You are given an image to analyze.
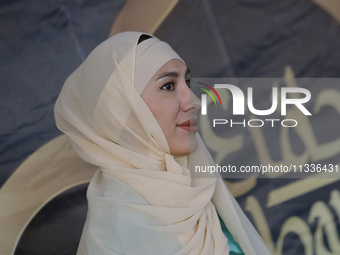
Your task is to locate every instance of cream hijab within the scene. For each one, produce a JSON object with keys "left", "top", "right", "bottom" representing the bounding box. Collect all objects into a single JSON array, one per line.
[{"left": 54, "top": 32, "right": 271, "bottom": 255}]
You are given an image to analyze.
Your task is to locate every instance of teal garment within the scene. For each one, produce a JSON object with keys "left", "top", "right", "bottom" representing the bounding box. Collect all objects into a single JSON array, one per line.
[{"left": 218, "top": 215, "right": 245, "bottom": 255}]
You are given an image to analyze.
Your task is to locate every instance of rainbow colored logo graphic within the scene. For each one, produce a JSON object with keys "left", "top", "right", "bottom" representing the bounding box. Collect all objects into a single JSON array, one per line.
[{"left": 197, "top": 82, "right": 222, "bottom": 115}]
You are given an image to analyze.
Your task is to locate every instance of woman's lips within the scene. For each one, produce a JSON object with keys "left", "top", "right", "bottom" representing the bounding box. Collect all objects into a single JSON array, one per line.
[{"left": 177, "top": 118, "right": 199, "bottom": 132}]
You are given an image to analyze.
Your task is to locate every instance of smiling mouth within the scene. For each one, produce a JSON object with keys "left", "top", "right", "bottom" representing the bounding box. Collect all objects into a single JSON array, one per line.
[{"left": 177, "top": 118, "right": 199, "bottom": 132}]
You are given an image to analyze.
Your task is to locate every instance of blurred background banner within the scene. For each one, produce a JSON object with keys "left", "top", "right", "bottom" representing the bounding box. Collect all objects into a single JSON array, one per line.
[{"left": 1, "top": 0, "right": 340, "bottom": 254}]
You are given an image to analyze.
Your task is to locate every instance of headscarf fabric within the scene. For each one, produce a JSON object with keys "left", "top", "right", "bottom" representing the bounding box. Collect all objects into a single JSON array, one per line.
[{"left": 54, "top": 32, "right": 271, "bottom": 255}]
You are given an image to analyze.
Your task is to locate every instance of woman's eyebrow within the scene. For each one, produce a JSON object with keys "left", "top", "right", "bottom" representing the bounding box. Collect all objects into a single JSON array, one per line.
[
  {"left": 157, "top": 68, "right": 190, "bottom": 80},
  {"left": 157, "top": 72, "right": 179, "bottom": 80}
]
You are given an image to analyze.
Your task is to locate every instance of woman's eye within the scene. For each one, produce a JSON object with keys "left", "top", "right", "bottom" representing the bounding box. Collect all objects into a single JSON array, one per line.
[
  {"left": 186, "top": 79, "right": 191, "bottom": 88},
  {"left": 161, "top": 81, "right": 175, "bottom": 91}
]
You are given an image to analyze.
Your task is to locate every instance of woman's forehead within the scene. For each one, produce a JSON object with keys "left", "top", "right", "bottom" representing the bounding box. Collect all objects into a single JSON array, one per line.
[{"left": 153, "top": 59, "right": 189, "bottom": 79}]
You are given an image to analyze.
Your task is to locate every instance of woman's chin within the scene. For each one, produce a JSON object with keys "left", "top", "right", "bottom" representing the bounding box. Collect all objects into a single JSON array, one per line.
[
  {"left": 189, "top": 135, "right": 199, "bottom": 153},
  {"left": 175, "top": 136, "right": 198, "bottom": 156}
]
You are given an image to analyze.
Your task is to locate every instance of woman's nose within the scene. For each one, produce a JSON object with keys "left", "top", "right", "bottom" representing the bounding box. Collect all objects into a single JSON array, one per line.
[
  {"left": 181, "top": 85, "right": 201, "bottom": 113},
  {"left": 189, "top": 92, "right": 201, "bottom": 112}
]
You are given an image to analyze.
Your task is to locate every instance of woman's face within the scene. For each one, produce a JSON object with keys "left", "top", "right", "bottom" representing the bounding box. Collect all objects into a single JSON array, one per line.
[{"left": 141, "top": 59, "right": 200, "bottom": 156}]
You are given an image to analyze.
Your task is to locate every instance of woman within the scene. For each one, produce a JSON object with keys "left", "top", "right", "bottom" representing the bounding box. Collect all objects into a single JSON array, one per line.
[{"left": 54, "top": 32, "right": 271, "bottom": 255}]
